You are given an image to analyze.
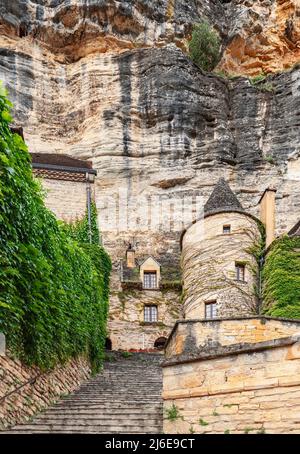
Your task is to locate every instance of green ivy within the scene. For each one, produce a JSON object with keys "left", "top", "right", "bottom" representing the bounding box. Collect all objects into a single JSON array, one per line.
[
  {"left": 60, "top": 202, "right": 100, "bottom": 245},
  {"left": 188, "top": 21, "right": 221, "bottom": 72},
  {"left": 0, "top": 83, "right": 111, "bottom": 372},
  {"left": 262, "top": 236, "right": 300, "bottom": 318}
]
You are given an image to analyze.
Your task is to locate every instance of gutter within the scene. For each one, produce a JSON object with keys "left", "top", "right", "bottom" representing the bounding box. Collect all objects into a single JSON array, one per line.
[{"left": 32, "top": 162, "right": 97, "bottom": 175}]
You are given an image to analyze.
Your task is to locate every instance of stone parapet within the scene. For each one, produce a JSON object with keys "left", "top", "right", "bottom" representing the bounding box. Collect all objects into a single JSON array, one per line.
[
  {"left": 165, "top": 316, "right": 300, "bottom": 360},
  {"left": 163, "top": 334, "right": 300, "bottom": 434}
]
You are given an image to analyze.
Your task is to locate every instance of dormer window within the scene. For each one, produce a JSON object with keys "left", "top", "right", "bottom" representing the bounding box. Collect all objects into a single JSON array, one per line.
[
  {"left": 143, "top": 271, "right": 157, "bottom": 289},
  {"left": 140, "top": 257, "right": 160, "bottom": 290},
  {"left": 223, "top": 225, "right": 231, "bottom": 234},
  {"left": 235, "top": 263, "right": 246, "bottom": 282}
]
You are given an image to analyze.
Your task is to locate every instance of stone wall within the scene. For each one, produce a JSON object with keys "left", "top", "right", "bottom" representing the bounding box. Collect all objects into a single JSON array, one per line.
[
  {"left": 103, "top": 231, "right": 182, "bottom": 351},
  {"left": 0, "top": 354, "right": 91, "bottom": 430},
  {"left": 108, "top": 287, "right": 182, "bottom": 351},
  {"left": 165, "top": 317, "right": 300, "bottom": 360},
  {"left": 163, "top": 335, "right": 300, "bottom": 434},
  {"left": 182, "top": 212, "right": 262, "bottom": 319},
  {"left": 38, "top": 177, "right": 91, "bottom": 222}
]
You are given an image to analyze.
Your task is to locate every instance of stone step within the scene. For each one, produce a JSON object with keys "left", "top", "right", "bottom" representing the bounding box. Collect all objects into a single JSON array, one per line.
[
  {"left": 5, "top": 353, "right": 163, "bottom": 434},
  {"left": 35, "top": 410, "right": 161, "bottom": 422},
  {"left": 53, "top": 401, "right": 162, "bottom": 407},
  {"left": 8, "top": 424, "right": 161, "bottom": 433},
  {"left": 49, "top": 407, "right": 161, "bottom": 413},
  {"left": 28, "top": 417, "right": 161, "bottom": 426},
  {"left": 57, "top": 396, "right": 161, "bottom": 401}
]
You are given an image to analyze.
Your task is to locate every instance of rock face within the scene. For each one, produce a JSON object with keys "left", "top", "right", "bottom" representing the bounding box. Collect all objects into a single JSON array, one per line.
[
  {"left": 220, "top": 0, "right": 300, "bottom": 76},
  {"left": 0, "top": 1, "right": 299, "bottom": 347},
  {"left": 0, "top": 0, "right": 225, "bottom": 60}
]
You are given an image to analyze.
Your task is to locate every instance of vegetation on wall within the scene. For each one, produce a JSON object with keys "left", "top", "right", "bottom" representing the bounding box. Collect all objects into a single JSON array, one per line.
[
  {"left": 0, "top": 83, "right": 111, "bottom": 372},
  {"left": 262, "top": 236, "right": 300, "bottom": 319},
  {"left": 188, "top": 21, "right": 221, "bottom": 72},
  {"left": 60, "top": 201, "right": 100, "bottom": 245}
]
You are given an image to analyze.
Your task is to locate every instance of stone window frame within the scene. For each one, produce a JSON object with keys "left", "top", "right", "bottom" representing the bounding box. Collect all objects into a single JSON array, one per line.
[
  {"left": 140, "top": 257, "right": 161, "bottom": 290},
  {"left": 205, "top": 301, "right": 217, "bottom": 319},
  {"left": 144, "top": 304, "right": 158, "bottom": 323},
  {"left": 143, "top": 271, "right": 158, "bottom": 289},
  {"left": 235, "top": 262, "right": 246, "bottom": 282}
]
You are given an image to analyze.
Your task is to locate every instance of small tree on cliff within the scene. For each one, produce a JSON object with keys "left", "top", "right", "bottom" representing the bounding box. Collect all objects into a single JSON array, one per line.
[{"left": 188, "top": 21, "right": 221, "bottom": 72}]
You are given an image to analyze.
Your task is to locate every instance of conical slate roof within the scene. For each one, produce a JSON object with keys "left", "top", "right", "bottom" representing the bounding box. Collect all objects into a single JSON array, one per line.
[
  {"left": 288, "top": 220, "right": 300, "bottom": 237},
  {"left": 204, "top": 178, "right": 244, "bottom": 216}
]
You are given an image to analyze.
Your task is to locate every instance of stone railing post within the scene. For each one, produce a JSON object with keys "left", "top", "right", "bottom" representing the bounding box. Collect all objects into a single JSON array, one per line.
[{"left": 0, "top": 333, "right": 6, "bottom": 356}]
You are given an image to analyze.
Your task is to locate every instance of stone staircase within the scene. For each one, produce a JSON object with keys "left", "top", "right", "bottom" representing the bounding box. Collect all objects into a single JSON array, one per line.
[{"left": 5, "top": 352, "right": 163, "bottom": 434}]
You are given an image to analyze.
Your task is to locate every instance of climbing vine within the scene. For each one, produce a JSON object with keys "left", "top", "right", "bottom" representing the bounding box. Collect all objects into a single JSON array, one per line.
[
  {"left": 262, "top": 235, "right": 300, "bottom": 319},
  {"left": 60, "top": 202, "right": 100, "bottom": 245},
  {"left": 0, "top": 83, "right": 111, "bottom": 372}
]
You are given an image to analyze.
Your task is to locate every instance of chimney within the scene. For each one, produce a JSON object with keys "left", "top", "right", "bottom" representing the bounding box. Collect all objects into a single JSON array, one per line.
[
  {"left": 126, "top": 244, "right": 136, "bottom": 268},
  {"left": 259, "top": 188, "right": 277, "bottom": 248}
]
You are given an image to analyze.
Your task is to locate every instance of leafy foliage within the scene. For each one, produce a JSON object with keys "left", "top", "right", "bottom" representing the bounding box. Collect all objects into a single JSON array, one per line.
[
  {"left": 262, "top": 236, "right": 300, "bottom": 319},
  {"left": 60, "top": 201, "right": 100, "bottom": 245},
  {"left": 0, "top": 83, "right": 111, "bottom": 372},
  {"left": 188, "top": 21, "right": 221, "bottom": 72},
  {"left": 165, "top": 404, "right": 182, "bottom": 422}
]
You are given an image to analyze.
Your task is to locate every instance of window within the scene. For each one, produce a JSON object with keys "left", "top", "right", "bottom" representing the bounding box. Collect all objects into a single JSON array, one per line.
[
  {"left": 223, "top": 225, "right": 231, "bottom": 234},
  {"left": 205, "top": 301, "right": 217, "bottom": 319},
  {"left": 144, "top": 305, "right": 158, "bottom": 323},
  {"left": 143, "top": 271, "right": 157, "bottom": 289},
  {"left": 236, "top": 263, "right": 245, "bottom": 282}
]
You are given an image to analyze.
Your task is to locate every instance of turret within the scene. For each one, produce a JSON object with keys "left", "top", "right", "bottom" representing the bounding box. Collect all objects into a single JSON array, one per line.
[{"left": 181, "top": 179, "right": 262, "bottom": 319}]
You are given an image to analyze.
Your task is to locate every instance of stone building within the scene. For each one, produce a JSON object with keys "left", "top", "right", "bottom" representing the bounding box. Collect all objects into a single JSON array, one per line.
[
  {"left": 181, "top": 179, "right": 262, "bottom": 319},
  {"left": 163, "top": 179, "right": 300, "bottom": 434},
  {"left": 30, "top": 152, "right": 97, "bottom": 223},
  {"left": 107, "top": 246, "right": 182, "bottom": 352}
]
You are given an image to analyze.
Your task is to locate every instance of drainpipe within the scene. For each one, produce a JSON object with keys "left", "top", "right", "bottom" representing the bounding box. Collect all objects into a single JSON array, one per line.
[
  {"left": 258, "top": 254, "right": 265, "bottom": 312},
  {"left": 86, "top": 172, "right": 93, "bottom": 244}
]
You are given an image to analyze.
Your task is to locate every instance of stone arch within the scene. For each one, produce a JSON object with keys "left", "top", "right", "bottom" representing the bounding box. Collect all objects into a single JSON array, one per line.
[
  {"left": 154, "top": 337, "right": 167, "bottom": 350},
  {"left": 105, "top": 338, "right": 112, "bottom": 351}
]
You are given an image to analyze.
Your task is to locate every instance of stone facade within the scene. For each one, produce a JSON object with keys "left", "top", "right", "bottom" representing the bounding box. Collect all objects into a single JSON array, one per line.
[
  {"left": 103, "top": 230, "right": 182, "bottom": 351},
  {"left": 39, "top": 177, "right": 91, "bottom": 223},
  {"left": 182, "top": 211, "right": 261, "bottom": 319},
  {"left": 163, "top": 336, "right": 300, "bottom": 434},
  {"left": 165, "top": 317, "right": 300, "bottom": 360},
  {"left": 163, "top": 317, "right": 300, "bottom": 433},
  {"left": 109, "top": 288, "right": 181, "bottom": 351},
  {"left": 0, "top": 353, "right": 91, "bottom": 430}
]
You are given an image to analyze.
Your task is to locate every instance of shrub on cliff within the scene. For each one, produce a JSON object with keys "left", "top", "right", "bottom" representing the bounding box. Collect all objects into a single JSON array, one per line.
[
  {"left": 188, "top": 21, "right": 221, "bottom": 72},
  {"left": 262, "top": 236, "right": 300, "bottom": 319},
  {"left": 0, "top": 83, "right": 111, "bottom": 372}
]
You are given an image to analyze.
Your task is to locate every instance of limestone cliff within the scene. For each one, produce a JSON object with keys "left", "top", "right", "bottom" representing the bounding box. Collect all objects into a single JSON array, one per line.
[
  {"left": 0, "top": 0, "right": 299, "bottom": 258},
  {"left": 220, "top": 0, "right": 300, "bottom": 76}
]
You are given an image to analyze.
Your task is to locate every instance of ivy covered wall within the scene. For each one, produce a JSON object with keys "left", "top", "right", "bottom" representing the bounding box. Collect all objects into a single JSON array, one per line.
[
  {"left": 262, "top": 236, "right": 300, "bottom": 319},
  {"left": 0, "top": 84, "right": 111, "bottom": 372}
]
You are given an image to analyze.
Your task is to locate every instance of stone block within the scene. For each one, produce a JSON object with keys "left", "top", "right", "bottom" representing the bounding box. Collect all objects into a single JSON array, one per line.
[{"left": 286, "top": 343, "right": 300, "bottom": 360}]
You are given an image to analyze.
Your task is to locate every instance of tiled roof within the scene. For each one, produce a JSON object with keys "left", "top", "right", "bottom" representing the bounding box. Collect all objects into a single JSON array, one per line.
[
  {"left": 30, "top": 153, "right": 94, "bottom": 170},
  {"left": 204, "top": 178, "right": 244, "bottom": 216},
  {"left": 121, "top": 254, "right": 181, "bottom": 283}
]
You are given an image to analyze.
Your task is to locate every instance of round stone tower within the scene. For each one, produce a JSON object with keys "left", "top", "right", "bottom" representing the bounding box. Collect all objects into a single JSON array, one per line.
[{"left": 181, "top": 179, "right": 262, "bottom": 319}]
